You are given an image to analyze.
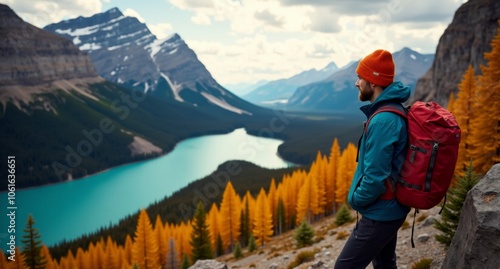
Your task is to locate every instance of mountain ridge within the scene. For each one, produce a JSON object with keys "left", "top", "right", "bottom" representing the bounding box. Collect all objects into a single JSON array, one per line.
[
  {"left": 286, "top": 47, "right": 434, "bottom": 112},
  {"left": 0, "top": 4, "right": 99, "bottom": 87},
  {"left": 43, "top": 7, "right": 260, "bottom": 116},
  {"left": 243, "top": 62, "right": 339, "bottom": 105}
]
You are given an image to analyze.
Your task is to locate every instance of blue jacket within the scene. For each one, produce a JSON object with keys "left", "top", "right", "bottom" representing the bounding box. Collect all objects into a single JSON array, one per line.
[{"left": 347, "top": 81, "right": 411, "bottom": 221}]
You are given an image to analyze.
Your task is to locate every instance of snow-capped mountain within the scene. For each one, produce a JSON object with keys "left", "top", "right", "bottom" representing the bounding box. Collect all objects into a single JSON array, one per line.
[
  {"left": 243, "top": 62, "right": 339, "bottom": 105},
  {"left": 43, "top": 8, "right": 259, "bottom": 116},
  {"left": 286, "top": 47, "right": 434, "bottom": 112}
]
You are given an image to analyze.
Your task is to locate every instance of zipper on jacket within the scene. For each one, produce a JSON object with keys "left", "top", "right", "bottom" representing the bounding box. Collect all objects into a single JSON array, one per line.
[{"left": 356, "top": 121, "right": 367, "bottom": 163}]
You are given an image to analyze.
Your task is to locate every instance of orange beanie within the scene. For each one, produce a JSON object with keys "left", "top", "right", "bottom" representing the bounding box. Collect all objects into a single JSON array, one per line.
[{"left": 356, "top": 49, "right": 395, "bottom": 87}]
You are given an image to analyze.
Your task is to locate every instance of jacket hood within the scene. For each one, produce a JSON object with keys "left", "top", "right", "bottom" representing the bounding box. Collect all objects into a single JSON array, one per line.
[{"left": 375, "top": 81, "right": 411, "bottom": 104}]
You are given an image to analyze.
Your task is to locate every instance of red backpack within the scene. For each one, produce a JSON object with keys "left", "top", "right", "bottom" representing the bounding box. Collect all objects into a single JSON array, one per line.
[{"left": 367, "top": 101, "right": 461, "bottom": 209}]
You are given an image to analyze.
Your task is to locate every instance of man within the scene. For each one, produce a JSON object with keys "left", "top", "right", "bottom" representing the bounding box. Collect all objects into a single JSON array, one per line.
[{"left": 334, "top": 49, "right": 411, "bottom": 269}]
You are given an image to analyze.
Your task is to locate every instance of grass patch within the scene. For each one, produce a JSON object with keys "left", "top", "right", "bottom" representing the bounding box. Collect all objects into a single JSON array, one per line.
[
  {"left": 411, "top": 258, "right": 433, "bottom": 269},
  {"left": 286, "top": 250, "right": 316, "bottom": 269},
  {"left": 336, "top": 230, "right": 350, "bottom": 240}
]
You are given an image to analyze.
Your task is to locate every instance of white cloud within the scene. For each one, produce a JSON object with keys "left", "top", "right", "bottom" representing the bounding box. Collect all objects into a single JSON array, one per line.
[
  {"left": 148, "top": 23, "right": 174, "bottom": 39},
  {"left": 254, "top": 9, "right": 284, "bottom": 28},
  {"left": 307, "top": 8, "right": 341, "bottom": 33},
  {"left": 4, "top": 0, "right": 102, "bottom": 27},
  {"left": 123, "top": 8, "right": 146, "bottom": 23},
  {"left": 5, "top": 0, "right": 466, "bottom": 86},
  {"left": 191, "top": 12, "right": 212, "bottom": 25}
]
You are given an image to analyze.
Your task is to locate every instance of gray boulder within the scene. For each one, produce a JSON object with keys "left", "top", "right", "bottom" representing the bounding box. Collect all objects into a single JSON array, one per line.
[
  {"left": 188, "top": 260, "right": 228, "bottom": 269},
  {"left": 441, "top": 164, "right": 500, "bottom": 269}
]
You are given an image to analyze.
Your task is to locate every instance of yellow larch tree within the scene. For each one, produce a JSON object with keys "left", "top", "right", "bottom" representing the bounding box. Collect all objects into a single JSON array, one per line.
[
  {"left": 40, "top": 245, "right": 57, "bottom": 269},
  {"left": 243, "top": 191, "right": 256, "bottom": 232},
  {"left": 468, "top": 22, "right": 500, "bottom": 173},
  {"left": 335, "top": 143, "right": 358, "bottom": 204},
  {"left": 326, "top": 138, "right": 341, "bottom": 213},
  {"left": 179, "top": 221, "right": 193, "bottom": 260},
  {"left": 219, "top": 181, "right": 241, "bottom": 251},
  {"left": 286, "top": 170, "right": 305, "bottom": 228},
  {"left": 94, "top": 239, "right": 106, "bottom": 269},
  {"left": 282, "top": 174, "right": 295, "bottom": 228},
  {"left": 59, "top": 249, "right": 75, "bottom": 269},
  {"left": 296, "top": 172, "right": 320, "bottom": 224},
  {"left": 123, "top": 235, "right": 133, "bottom": 266},
  {"left": 267, "top": 178, "right": 278, "bottom": 235},
  {"left": 86, "top": 242, "right": 98, "bottom": 269},
  {"left": 447, "top": 92, "right": 456, "bottom": 112},
  {"left": 207, "top": 203, "right": 220, "bottom": 250},
  {"left": 75, "top": 248, "right": 88, "bottom": 269},
  {"left": 153, "top": 215, "right": 167, "bottom": 269},
  {"left": 252, "top": 188, "right": 274, "bottom": 246},
  {"left": 310, "top": 151, "right": 326, "bottom": 216},
  {"left": 8, "top": 247, "right": 26, "bottom": 269},
  {"left": 115, "top": 247, "right": 127, "bottom": 269},
  {"left": 132, "top": 209, "right": 160, "bottom": 269},
  {"left": 0, "top": 251, "right": 8, "bottom": 269},
  {"left": 452, "top": 65, "right": 477, "bottom": 179},
  {"left": 104, "top": 236, "right": 120, "bottom": 269}
]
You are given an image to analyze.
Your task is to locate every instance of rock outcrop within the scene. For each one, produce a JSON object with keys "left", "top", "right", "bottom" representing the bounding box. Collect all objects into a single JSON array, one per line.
[
  {"left": 441, "top": 164, "right": 500, "bottom": 269},
  {"left": 0, "top": 4, "right": 98, "bottom": 86},
  {"left": 188, "top": 260, "right": 228, "bottom": 269},
  {"left": 411, "top": 0, "right": 500, "bottom": 106}
]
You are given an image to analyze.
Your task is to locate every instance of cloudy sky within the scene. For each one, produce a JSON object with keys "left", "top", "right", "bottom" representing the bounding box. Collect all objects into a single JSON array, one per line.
[{"left": 5, "top": 0, "right": 465, "bottom": 88}]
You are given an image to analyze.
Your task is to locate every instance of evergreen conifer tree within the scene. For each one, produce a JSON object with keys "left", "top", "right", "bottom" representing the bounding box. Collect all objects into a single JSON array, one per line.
[
  {"left": 190, "top": 201, "right": 214, "bottom": 263},
  {"left": 21, "top": 214, "right": 46, "bottom": 269},
  {"left": 294, "top": 219, "right": 315, "bottom": 248},
  {"left": 247, "top": 234, "right": 257, "bottom": 253},
  {"left": 334, "top": 204, "right": 354, "bottom": 226},
  {"left": 233, "top": 242, "right": 243, "bottom": 259},
  {"left": 180, "top": 254, "right": 190, "bottom": 269},
  {"left": 434, "top": 162, "right": 479, "bottom": 248}
]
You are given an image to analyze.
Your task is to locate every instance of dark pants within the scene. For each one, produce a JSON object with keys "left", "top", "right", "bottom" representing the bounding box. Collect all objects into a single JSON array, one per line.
[{"left": 334, "top": 216, "right": 406, "bottom": 269}]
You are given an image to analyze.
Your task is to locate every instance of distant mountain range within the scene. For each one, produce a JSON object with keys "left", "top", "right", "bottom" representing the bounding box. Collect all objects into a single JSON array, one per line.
[
  {"left": 43, "top": 8, "right": 259, "bottom": 115},
  {"left": 286, "top": 47, "right": 434, "bottom": 112},
  {"left": 243, "top": 62, "right": 339, "bottom": 105}
]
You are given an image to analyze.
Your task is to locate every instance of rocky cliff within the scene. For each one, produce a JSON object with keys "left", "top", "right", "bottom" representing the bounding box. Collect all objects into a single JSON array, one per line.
[
  {"left": 441, "top": 164, "right": 500, "bottom": 269},
  {"left": 0, "top": 4, "right": 98, "bottom": 86},
  {"left": 411, "top": 0, "right": 500, "bottom": 106}
]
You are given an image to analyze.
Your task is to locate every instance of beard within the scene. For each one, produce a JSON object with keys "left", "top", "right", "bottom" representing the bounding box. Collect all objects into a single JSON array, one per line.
[{"left": 358, "top": 84, "right": 374, "bottom": 102}]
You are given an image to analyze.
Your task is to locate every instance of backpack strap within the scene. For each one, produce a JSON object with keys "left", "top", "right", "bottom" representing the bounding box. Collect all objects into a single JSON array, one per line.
[
  {"left": 365, "top": 105, "right": 407, "bottom": 135},
  {"left": 364, "top": 104, "right": 408, "bottom": 201}
]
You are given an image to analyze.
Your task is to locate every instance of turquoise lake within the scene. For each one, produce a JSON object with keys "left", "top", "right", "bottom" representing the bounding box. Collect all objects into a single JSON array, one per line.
[{"left": 0, "top": 128, "right": 291, "bottom": 247}]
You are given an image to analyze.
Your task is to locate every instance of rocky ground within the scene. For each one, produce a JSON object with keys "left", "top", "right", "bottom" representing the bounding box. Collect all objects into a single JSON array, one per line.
[{"left": 218, "top": 207, "right": 446, "bottom": 269}]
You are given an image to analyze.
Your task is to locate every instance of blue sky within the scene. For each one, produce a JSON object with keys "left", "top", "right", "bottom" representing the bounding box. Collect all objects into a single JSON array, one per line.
[{"left": 5, "top": 0, "right": 465, "bottom": 88}]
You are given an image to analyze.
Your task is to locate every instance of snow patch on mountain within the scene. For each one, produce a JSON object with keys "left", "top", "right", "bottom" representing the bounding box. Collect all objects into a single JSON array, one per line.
[
  {"left": 146, "top": 39, "right": 164, "bottom": 59},
  {"left": 160, "top": 73, "right": 183, "bottom": 102},
  {"left": 201, "top": 92, "right": 252, "bottom": 115}
]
